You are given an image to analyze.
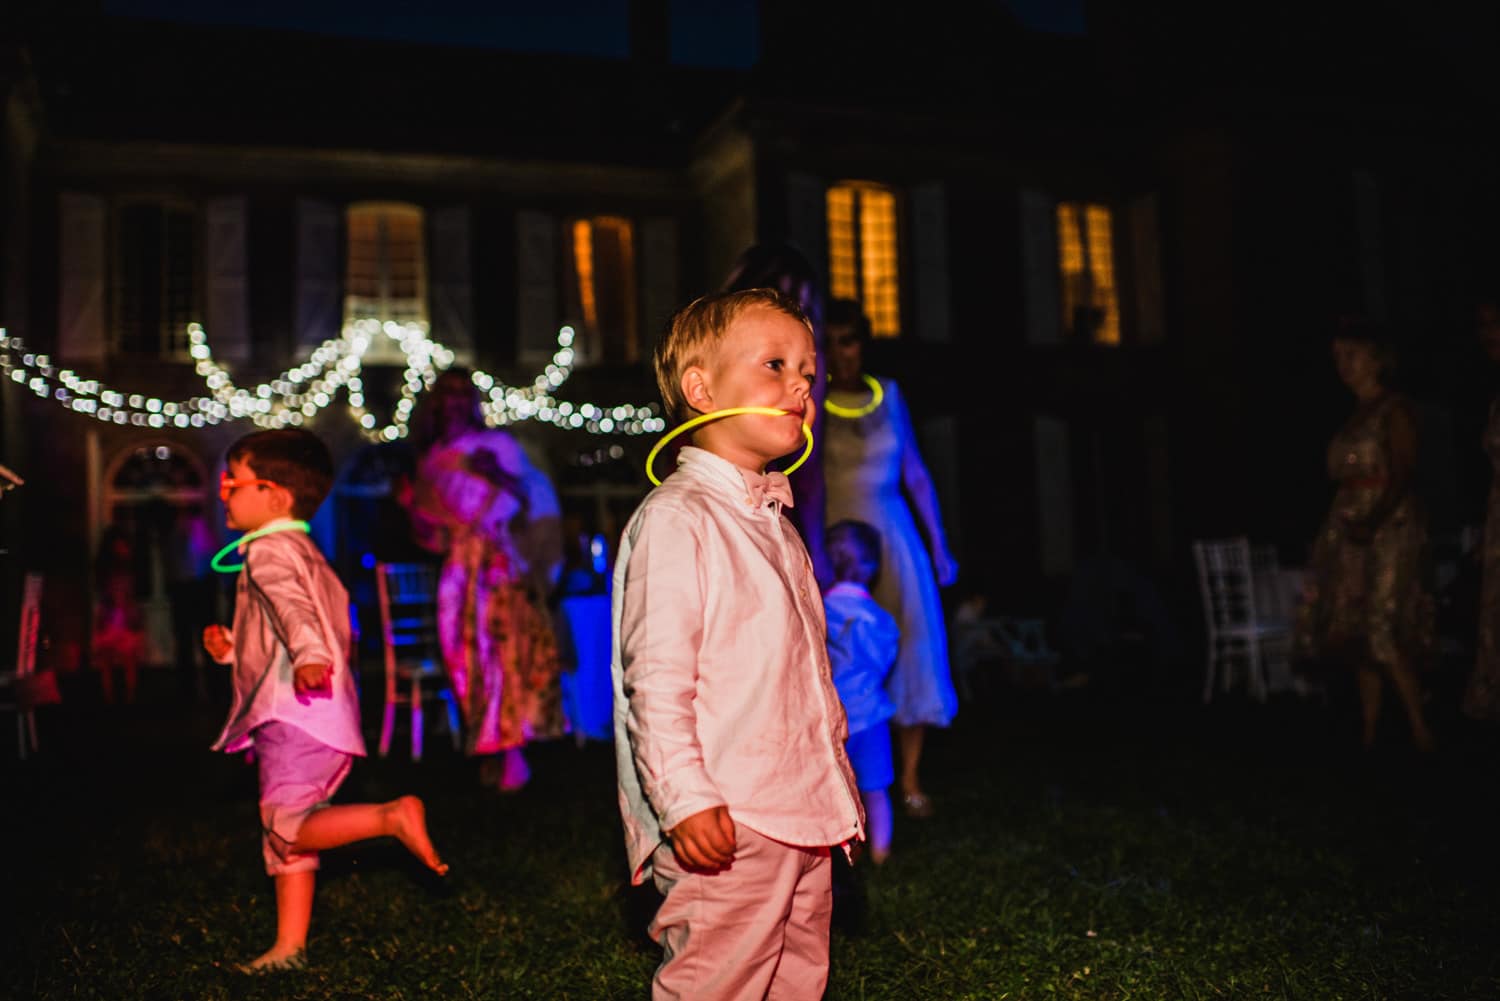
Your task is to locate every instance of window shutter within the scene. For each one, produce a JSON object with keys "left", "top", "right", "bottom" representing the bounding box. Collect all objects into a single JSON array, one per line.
[
  {"left": 786, "top": 171, "right": 828, "bottom": 282},
  {"left": 1033, "top": 415, "right": 1074, "bottom": 577},
  {"left": 295, "top": 198, "right": 341, "bottom": 350},
  {"left": 58, "top": 192, "right": 107, "bottom": 363},
  {"left": 910, "top": 182, "right": 952, "bottom": 343},
  {"left": 1020, "top": 189, "right": 1062, "bottom": 346},
  {"left": 639, "top": 217, "right": 679, "bottom": 356},
  {"left": 516, "top": 210, "right": 559, "bottom": 366},
  {"left": 1353, "top": 169, "right": 1386, "bottom": 322},
  {"left": 1129, "top": 193, "right": 1165, "bottom": 345},
  {"left": 205, "top": 196, "right": 251, "bottom": 365},
  {"left": 428, "top": 205, "right": 474, "bottom": 363}
]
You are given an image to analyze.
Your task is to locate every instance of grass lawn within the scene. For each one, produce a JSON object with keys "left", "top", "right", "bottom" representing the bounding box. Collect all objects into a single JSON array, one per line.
[{"left": 3, "top": 679, "right": 1498, "bottom": 1000}]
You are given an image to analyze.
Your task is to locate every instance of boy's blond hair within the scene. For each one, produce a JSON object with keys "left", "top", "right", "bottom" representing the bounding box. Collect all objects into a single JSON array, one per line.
[{"left": 653, "top": 288, "right": 812, "bottom": 425}]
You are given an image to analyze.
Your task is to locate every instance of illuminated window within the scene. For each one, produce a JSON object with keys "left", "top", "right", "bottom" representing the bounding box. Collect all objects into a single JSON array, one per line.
[
  {"left": 344, "top": 203, "right": 427, "bottom": 327},
  {"left": 826, "top": 181, "right": 901, "bottom": 337},
  {"left": 1055, "top": 202, "right": 1120, "bottom": 345},
  {"left": 116, "top": 201, "right": 199, "bottom": 357},
  {"left": 566, "top": 216, "right": 638, "bottom": 364}
]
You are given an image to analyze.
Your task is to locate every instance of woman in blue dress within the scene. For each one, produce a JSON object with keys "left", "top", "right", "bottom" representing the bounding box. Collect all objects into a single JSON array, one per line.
[{"left": 823, "top": 299, "right": 959, "bottom": 817}]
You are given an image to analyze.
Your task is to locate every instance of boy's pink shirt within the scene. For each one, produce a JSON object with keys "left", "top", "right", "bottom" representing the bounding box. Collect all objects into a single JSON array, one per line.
[
  {"left": 611, "top": 447, "right": 864, "bottom": 884},
  {"left": 210, "top": 520, "right": 365, "bottom": 757}
]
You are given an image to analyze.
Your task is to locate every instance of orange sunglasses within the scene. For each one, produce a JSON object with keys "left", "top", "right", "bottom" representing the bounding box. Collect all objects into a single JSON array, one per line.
[{"left": 219, "top": 470, "right": 280, "bottom": 502}]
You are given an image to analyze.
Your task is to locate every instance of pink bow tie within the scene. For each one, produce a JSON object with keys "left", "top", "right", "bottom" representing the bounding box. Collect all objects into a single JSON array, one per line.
[{"left": 740, "top": 469, "right": 795, "bottom": 510}]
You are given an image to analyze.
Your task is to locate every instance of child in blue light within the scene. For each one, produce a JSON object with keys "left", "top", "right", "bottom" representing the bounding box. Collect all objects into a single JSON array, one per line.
[{"left": 824, "top": 519, "right": 900, "bottom": 863}]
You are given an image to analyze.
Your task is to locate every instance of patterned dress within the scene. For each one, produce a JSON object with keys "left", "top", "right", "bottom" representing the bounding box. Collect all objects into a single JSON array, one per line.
[
  {"left": 1295, "top": 393, "right": 1433, "bottom": 673},
  {"left": 412, "top": 429, "right": 565, "bottom": 755},
  {"left": 1462, "top": 400, "right": 1500, "bottom": 719},
  {"left": 824, "top": 378, "right": 957, "bottom": 727}
]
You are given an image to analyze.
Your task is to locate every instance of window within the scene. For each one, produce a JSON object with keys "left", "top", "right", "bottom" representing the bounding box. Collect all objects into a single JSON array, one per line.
[
  {"left": 826, "top": 181, "right": 901, "bottom": 337},
  {"left": 1055, "top": 202, "right": 1120, "bottom": 345},
  {"left": 115, "top": 202, "right": 200, "bottom": 357},
  {"left": 565, "top": 215, "right": 639, "bottom": 364},
  {"left": 344, "top": 203, "right": 427, "bottom": 327}
]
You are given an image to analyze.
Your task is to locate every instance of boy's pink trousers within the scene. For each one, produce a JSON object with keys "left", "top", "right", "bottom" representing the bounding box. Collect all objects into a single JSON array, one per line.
[{"left": 648, "top": 823, "right": 833, "bottom": 1001}]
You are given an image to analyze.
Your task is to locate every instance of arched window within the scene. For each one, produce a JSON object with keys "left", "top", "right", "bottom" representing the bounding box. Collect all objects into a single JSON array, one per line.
[
  {"left": 104, "top": 442, "right": 208, "bottom": 517},
  {"left": 344, "top": 202, "right": 427, "bottom": 327},
  {"left": 98, "top": 442, "right": 216, "bottom": 666},
  {"left": 825, "top": 181, "right": 901, "bottom": 337}
]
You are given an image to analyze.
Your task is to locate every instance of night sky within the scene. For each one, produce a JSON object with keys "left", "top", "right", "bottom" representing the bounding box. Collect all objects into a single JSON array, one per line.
[{"left": 103, "top": 0, "right": 1087, "bottom": 68}]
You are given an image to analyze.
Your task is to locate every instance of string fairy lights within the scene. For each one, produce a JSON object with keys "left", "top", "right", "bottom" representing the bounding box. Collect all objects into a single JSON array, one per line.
[{"left": 0, "top": 321, "right": 665, "bottom": 441}]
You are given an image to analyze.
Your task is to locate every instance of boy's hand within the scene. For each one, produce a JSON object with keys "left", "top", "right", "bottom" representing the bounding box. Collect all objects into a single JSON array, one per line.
[
  {"left": 202, "top": 625, "right": 233, "bottom": 662},
  {"left": 293, "top": 663, "right": 333, "bottom": 696},
  {"left": 667, "top": 806, "right": 736, "bottom": 871}
]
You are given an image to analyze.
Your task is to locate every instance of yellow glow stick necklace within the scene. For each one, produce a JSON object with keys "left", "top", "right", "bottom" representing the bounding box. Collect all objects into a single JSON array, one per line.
[
  {"left": 824, "top": 373, "right": 884, "bottom": 419},
  {"left": 645, "top": 407, "right": 815, "bottom": 487}
]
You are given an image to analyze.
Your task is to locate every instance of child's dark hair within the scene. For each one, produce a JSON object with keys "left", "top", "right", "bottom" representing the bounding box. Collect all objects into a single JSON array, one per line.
[
  {"left": 827, "top": 298, "right": 872, "bottom": 343},
  {"left": 827, "top": 519, "right": 881, "bottom": 587},
  {"left": 1331, "top": 315, "right": 1399, "bottom": 385},
  {"left": 226, "top": 429, "right": 334, "bottom": 520}
]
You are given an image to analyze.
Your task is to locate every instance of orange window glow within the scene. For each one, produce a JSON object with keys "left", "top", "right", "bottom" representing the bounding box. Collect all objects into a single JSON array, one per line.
[
  {"left": 1056, "top": 201, "right": 1120, "bottom": 346},
  {"left": 826, "top": 181, "right": 901, "bottom": 337}
]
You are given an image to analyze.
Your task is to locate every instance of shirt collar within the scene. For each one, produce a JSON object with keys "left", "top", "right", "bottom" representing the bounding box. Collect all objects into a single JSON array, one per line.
[
  {"left": 236, "top": 515, "right": 300, "bottom": 553},
  {"left": 673, "top": 446, "right": 795, "bottom": 513}
]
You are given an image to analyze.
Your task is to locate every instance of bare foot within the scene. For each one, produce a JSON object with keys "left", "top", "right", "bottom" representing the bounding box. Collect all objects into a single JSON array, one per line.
[
  {"left": 387, "top": 796, "right": 449, "bottom": 875},
  {"left": 235, "top": 946, "right": 306, "bottom": 974}
]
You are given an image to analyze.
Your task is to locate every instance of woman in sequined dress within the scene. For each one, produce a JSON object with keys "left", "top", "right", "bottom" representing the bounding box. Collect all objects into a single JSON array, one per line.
[
  {"left": 1296, "top": 321, "right": 1434, "bottom": 751},
  {"left": 401, "top": 370, "right": 566, "bottom": 790}
]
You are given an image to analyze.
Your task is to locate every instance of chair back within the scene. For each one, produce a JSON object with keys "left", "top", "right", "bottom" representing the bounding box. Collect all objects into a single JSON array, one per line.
[
  {"left": 374, "top": 563, "right": 440, "bottom": 677},
  {"left": 1193, "top": 537, "right": 1261, "bottom": 631},
  {"left": 1250, "top": 544, "right": 1293, "bottom": 624}
]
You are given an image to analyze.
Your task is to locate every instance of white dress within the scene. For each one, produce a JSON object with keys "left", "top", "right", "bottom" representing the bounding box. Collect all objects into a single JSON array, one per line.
[{"left": 824, "top": 378, "right": 957, "bottom": 727}]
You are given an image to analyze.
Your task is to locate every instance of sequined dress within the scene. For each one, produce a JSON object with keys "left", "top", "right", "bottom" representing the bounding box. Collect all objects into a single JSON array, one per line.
[
  {"left": 1295, "top": 393, "right": 1433, "bottom": 672},
  {"left": 411, "top": 429, "right": 565, "bottom": 755}
]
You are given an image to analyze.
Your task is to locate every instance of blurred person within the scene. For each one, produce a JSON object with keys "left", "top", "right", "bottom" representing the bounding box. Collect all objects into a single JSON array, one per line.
[
  {"left": 156, "top": 501, "right": 219, "bottom": 701},
  {"left": 824, "top": 519, "right": 900, "bottom": 865},
  {"left": 823, "top": 298, "right": 958, "bottom": 817},
  {"left": 400, "top": 368, "right": 565, "bottom": 791},
  {"left": 91, "top": 525, "right": 145, "bottom": 704},
  {"left": 1295, "top": 319, "right": 1435, "bottom": 751},
  {"left": 205, "top": 428, "right": 446, "bottom": 972}
]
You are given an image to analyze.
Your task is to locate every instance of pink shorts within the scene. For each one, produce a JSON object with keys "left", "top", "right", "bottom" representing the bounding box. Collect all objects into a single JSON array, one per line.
[{"left": 254, "top": 721, "right": 352, "bottom": 876}]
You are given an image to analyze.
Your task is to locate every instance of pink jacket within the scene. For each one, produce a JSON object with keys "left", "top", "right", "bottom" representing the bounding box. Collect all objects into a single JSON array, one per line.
[
  {"left": 210, "top": 521, "right": 366, "bottom": 757},
  {"left": 611, "top": 447, "right": 864, "bottom": 883}
]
